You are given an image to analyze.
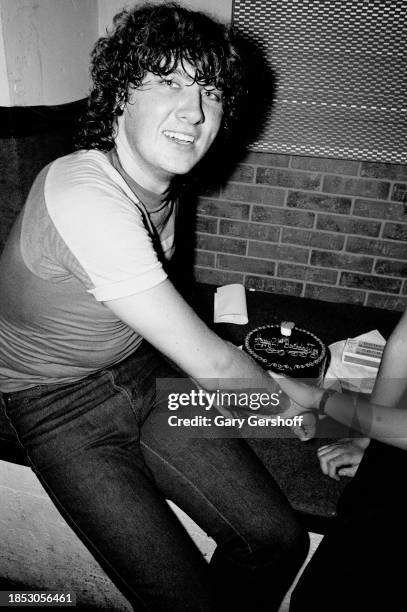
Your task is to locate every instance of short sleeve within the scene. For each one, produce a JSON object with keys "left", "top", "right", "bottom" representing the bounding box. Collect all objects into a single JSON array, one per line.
[{"left": 45, "top": 152, "right": 168, "bottom": 301}]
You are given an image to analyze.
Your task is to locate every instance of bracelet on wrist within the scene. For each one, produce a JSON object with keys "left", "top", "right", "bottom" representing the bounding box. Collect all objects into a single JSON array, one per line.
[{"left": 314, "top": 388, "right": 336, "bottom": 416}]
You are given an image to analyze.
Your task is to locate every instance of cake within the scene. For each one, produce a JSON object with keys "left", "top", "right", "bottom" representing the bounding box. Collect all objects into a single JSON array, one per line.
[{"left": 244, "top": 322, "right": 327, "bottom": 382}]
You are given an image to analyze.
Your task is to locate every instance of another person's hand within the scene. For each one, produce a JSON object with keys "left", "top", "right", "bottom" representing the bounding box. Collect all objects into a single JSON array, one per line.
[{"left": 317, "top": 437, "right": 371, "bottom": 480}]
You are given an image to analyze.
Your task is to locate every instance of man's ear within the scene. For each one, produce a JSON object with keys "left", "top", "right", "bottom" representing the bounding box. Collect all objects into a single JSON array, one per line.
[{"left": 115, "top": 99, "right": 125, "bottom": 115}]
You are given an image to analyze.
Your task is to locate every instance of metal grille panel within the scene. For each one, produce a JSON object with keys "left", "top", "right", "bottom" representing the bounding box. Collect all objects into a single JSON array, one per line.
[{"left": 232, "top": 0, "right": 407, "bottom": 163}]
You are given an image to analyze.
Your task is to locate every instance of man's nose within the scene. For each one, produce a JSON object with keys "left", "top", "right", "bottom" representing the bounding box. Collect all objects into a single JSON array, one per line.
[{"left": 175, "top": 87, "right": 204, "bottom": 124}]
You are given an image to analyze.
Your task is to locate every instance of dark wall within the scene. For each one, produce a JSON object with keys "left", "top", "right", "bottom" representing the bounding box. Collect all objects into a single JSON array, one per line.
[{"left": 0, "top": 102, "right": 85, "bottom": 249}]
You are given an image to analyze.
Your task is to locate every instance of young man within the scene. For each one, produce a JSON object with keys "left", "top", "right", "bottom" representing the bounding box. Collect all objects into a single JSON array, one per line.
[{"left": 0, "top": 4, "right": 309, "bottom": 610}]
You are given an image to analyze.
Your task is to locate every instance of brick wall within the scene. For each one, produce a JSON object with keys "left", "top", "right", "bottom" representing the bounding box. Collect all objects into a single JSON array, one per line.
[{"left": 194, "top": 152, "right": 407, "bottom": 311}]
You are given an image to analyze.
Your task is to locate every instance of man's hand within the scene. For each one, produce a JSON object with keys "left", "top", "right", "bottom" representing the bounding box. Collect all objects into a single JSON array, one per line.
[
  {"left": 317, "top": 437, "right": 371, "bottom": 480},
  {"left": 267, "top": 370, "right": 323, "bottom": 411},
  {"left": 290, "top": 410, "right": 317, "bottom": 442}
]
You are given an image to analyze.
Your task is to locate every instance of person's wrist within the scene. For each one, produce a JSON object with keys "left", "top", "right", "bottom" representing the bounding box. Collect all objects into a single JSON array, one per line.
[{"left": 313, "top": 388, "right": 336, "bottom": 416}]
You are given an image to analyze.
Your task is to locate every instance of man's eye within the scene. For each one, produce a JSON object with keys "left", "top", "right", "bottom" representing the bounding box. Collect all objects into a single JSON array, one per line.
[
  {"left": 203, "top": 89, "right": 222, "bottom": 102},
  {"left": 160, "top": 79, "right": 179, "bottom": 88}
]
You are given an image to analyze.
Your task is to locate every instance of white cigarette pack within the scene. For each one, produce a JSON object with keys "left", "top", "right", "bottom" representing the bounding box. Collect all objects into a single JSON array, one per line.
[{"left": 342, "top": 338, "right": 385, "bottom": 370}]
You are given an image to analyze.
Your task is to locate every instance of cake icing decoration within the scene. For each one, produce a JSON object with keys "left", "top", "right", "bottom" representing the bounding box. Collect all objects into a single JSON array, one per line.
[{"left": 244, "top": 323, "right": 326, "bottom": 378}]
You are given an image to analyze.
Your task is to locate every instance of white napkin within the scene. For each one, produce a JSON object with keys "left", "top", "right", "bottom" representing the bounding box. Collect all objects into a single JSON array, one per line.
[
  {"left": 324, "top": 330, "right": 386, "bottom": 395},
  {"left": 214, "top": 284, "right": 248, "bottom": 325}
]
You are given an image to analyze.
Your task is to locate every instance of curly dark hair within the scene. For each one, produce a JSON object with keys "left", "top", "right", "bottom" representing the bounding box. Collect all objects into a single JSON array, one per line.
[{"left": 76, "top": 2, "right": 247, "bottom": 151}]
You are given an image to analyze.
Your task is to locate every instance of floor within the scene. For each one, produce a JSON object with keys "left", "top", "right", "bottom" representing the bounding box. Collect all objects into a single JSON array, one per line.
[{"left": 279, "top": 531, "right": 323, "bottom": 611}]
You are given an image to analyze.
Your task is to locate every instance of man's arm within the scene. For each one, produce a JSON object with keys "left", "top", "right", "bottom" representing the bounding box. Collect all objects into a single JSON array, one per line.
[{"left": 105, "top": 279, "right": 289, "bottom": 411}]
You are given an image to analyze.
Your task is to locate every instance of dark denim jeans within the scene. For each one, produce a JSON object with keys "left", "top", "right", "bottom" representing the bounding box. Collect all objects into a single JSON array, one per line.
[{"left": 2, "top": 342, "right": 308, "bottom": 611}]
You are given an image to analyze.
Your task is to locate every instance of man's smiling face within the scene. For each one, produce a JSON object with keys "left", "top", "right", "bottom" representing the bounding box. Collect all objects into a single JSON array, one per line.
[{"left": 118, "top": 62, "right": 224, "bottom": 193}]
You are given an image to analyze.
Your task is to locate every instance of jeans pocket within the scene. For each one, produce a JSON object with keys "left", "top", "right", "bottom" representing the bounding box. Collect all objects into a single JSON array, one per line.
[{"left": 2, "top": 371, "right": 134, "bottom": 470}]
